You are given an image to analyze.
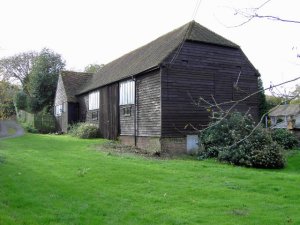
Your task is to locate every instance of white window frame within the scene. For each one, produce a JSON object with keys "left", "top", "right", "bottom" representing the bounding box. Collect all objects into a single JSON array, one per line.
[
  {"left": 55, "top": 104, "right": 63, "bottom": 116},
  {"left": 119, "top": 80, "right": 135, "bottom": 105},
  {"left": 89, "top": 90, "right": 100, "bottom": 110}
]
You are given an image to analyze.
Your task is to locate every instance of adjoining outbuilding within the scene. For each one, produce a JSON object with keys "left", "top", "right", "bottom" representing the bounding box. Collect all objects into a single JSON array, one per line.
[
  {"left": 270, "top": 104, "right": 300, "bottom": 130},
  {"left": 54, "top": 21, "right": 260, "bottom": 154}
]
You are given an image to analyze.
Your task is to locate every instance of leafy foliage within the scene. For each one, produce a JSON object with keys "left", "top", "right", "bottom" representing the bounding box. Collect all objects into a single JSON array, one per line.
[
  {"left": 265, "top": 95, "right": 285, "bottom": 111},
  {"left": 290, "top": 84, "right": 300, "bottom": 104},
  {"left": 271, "top": 129, "right": 299, "bottom": 149},
  {"left": 26, "top": 48, "right": 65, "bottom": 112},
  {"left": 14, "top": 91, "right": 27, "bottom": 110},
  {"left": 84, "top": 63, "right": 104, "bottom": 73},
  {"left": 0, "top": 80, "right": 18, "bottom": 119},
  {"left": 68, "top": 123, "right": 100, "bottom": 139},
  {"left": 257, "top": 77, "right": 268, "bottom": 118},
  {"left": 20, "top": 122, "right": 38, "bottom": 133},
  {"left": 199, "top": 112, "right": 285, "bottom": 168}
]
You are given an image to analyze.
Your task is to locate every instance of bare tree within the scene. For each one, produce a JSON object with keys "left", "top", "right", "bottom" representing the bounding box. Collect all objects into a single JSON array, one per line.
[
  {"left": 230, "top": 0, "right": 300, "bottom": 27},
  {"left": 0, "top": 51, "right": 38, "bottom": 93}
]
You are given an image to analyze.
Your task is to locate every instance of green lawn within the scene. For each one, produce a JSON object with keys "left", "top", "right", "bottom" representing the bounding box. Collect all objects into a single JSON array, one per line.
[{"left": 0, "top": 134, "right": 299, "bottom": 225}]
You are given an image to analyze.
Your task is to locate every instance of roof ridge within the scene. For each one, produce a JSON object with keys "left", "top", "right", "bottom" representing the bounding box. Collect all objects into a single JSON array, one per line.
[
  {"left": 78, "top": 21, "right": 240, "bottom": 94},
  {"left": 187, "top": 20, "right": 195, "bottom": 38}
]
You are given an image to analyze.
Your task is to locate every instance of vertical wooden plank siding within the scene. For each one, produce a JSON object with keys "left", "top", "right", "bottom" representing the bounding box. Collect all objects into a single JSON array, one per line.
[
  {"left": 161, "top": 41, "right": 259, "bottom": 137},
  {"left": 77, "top": 92, "right": 100, "bottom": 127},
  {"left": 100, "top": 83, "right": 119, "bottom": 139}
]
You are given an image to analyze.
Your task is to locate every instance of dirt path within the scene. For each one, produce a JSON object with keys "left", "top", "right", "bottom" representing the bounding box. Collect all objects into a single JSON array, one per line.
[{"left": 0, "top": 120, "right": 24, "bottom": 140}]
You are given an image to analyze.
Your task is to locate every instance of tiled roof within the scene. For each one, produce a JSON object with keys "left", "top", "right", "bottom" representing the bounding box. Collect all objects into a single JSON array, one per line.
[
  {"left": 60, "top": 71, "right": 93, "bottom": 102},
  {"left": 77, "top": 21, "right": 239, "bottom": 94},
  {"left": 269, "top": 104, "right": 300, "bottom": 117}
]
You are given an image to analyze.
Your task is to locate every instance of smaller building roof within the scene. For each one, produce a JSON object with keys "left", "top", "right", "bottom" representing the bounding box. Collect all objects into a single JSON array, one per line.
[
  {"left": 60, "top": 71, "right": 93, "bottom": 102},
  {"left": 269, "top": 104, "right": 300, "bottom": 117}
]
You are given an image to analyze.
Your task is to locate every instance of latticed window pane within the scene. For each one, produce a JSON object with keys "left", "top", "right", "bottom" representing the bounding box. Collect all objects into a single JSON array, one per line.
[
  {"left": 89, "top": 90, "right": 100, "bottom": 110},
  {"left": 55, "top": 104, "right": 62, "bottom": 116},
  {"left": 119, "top": 80, "right": 135, "bottom": 105}
]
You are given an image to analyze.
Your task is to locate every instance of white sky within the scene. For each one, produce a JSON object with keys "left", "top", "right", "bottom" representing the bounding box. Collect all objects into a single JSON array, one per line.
[{"left": 0, "top": 0, "right": 299, "bottom": 91}]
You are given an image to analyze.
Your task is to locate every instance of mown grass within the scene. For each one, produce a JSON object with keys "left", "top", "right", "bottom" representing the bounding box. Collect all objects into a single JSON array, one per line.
[{"left": 0, "top": 134, "right": 299, "bottom": 225}]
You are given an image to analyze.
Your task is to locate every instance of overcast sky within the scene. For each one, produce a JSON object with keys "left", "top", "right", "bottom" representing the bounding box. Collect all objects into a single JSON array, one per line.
[{"left": 0, "top": 0, "right": 299, "bottom": 91}]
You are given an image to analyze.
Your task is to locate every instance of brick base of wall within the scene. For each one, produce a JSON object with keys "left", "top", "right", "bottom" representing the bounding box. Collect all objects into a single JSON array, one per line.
[
  {"left": 119, "top": 135, "right": 187, "bottom": 155},
  {"left": 160, "top": 137, "right": 186, "bottom": 154}
]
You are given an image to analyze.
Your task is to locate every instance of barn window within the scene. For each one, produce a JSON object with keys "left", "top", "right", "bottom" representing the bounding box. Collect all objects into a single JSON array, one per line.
[
  {"left": 89, "top": 90, "right": 100, "bottom": 110},
  {"left": 91, "top": 111, "right": 99, "bottom": 120},
  {"left": 55, "top": 104, "right": 63, "bottom": 116},
  {"left": 122, "top": 106, "right": 132, "bottom": 116},
  {"left": 119, "top": 80, "right": 135, "bottom": 105}
]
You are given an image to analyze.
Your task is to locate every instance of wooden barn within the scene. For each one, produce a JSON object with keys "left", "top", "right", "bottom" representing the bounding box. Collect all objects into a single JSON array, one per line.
[{"left": 54, "top": 21, "right": 260, "bottom": 154}]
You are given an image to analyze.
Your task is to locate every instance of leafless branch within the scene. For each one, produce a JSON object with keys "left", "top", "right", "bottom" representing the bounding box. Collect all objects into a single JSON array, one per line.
[
  {"left": 229, "top": 0, "right": 300, "bottom": 27},
  {"left": 194, "top": 76, "right": 300, "bottom": 134}
]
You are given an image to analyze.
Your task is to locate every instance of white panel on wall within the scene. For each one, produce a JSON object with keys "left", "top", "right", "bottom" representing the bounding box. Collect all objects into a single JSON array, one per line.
[{"left": 186, "top": 135, "right": 199, "bottom": 154}]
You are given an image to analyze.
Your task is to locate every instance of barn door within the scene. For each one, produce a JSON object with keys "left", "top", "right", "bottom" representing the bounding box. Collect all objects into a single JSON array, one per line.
[{"left": 100, "top": 83, "right": 119, "bottom": 139}]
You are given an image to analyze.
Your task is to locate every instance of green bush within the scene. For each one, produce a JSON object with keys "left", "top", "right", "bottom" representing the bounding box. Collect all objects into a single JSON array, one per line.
[
  {"left": 199, "top": 112, "right": 285, "bottom": 169},
  {"left": 68, "top": 123, "right": 100, "bottom": 139},
  {"left": 0, "top": 101, "right": 15, "bottom": 119},
  {"left": 21, "top": 122, "right": 38, "bottom": 133},
  {"left": 250, "top": 143, "right": 285, "bottom": 168},
  {"left": 271, "top": 129, "right": 299, "bottom": 149}
]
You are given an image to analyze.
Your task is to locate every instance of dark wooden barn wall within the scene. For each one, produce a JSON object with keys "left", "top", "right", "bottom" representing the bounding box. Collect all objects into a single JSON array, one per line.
[
  {"left": 120, "top": 104, "right": 135, "bottom": 135},
  {"left": 119, "top": 70, "right": 161, "bottom": 137},
  {"left": 77, "top": 92, "right": 99, "bottom": 127},
  {"left": 136, "top": 70, "right": 161, "bottom": 136},
  {"left": 161, "top": 41, "right": 259, "bottom": 137},
  {"left": 100, "top": 83, "right": 119, "bottom": 140}
]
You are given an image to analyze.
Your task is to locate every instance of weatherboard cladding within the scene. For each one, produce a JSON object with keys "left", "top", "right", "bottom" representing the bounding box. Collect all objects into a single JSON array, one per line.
[
  {"left": 161, "top": 41, "right": 259, "bottom": 137},
  {"left": 77, "top": 21, "right": 239, "bottom": 95}
]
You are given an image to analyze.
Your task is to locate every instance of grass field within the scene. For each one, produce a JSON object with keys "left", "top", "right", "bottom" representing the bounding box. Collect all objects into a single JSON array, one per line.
[{"left": 0, "top": 134, "right": 299, "bottom": 225}]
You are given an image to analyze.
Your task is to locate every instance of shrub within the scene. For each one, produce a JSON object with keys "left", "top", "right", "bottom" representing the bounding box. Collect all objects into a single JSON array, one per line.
[
  {"left": 68, "top": 123, "right": 100, "bottom": 139},
  {"left": 21, "top": 122, "right": 38, "bottom": 133},
  {"left": 250, "top": 143, "right": 285, "bottom": 168},
  {"left": 199, "top": 112, "right": 285, "bottom": 169},
  {"left": 0, "top": 101, "right": 15, "bottom": 119},
  {"left": 271, "top": 129, "right": 299, "bottom": 149}
]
